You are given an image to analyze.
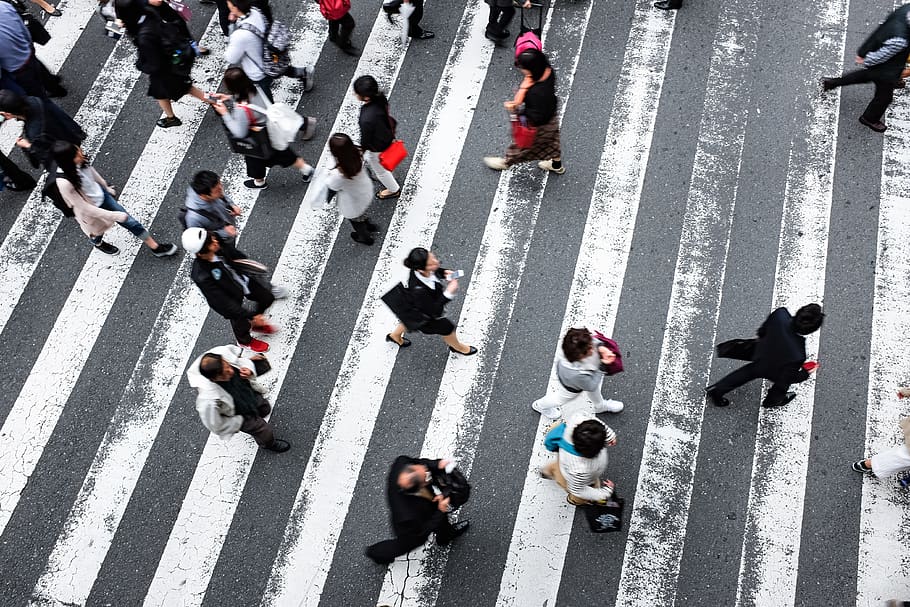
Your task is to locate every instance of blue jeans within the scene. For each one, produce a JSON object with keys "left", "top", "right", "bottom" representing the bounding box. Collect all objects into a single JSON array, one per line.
[{"left": 91, "top": 190, "right": 149, "bottom": 244}]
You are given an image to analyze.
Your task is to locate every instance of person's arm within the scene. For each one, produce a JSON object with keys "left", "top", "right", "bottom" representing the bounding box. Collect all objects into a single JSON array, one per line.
[
  {"left": 565, "top": 469, "right": 614, "bottom": 502},
  {"left": 863, "top": 37, "right": 909, "bottom": 67},
  {"left": 194, "top": 269, "right": 250, "bottom": 320},
  {"left": 216, "top": 103, "right": 253, "bottom": 139},
  {"left": 223, "top": 31, "right": 247, "bottom": 66}
]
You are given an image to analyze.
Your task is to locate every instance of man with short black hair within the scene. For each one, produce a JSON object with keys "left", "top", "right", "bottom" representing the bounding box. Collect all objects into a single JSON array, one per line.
[
  {"left": 184, "top": 170, "right": 242, "bottom": 248},
  {"left": 706, "top": 303, "right": 825, "bottom": 408}
]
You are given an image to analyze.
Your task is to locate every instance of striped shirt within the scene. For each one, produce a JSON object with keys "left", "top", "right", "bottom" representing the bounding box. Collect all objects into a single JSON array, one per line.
[{"left": 558, "top": 412, "right": 616, "bottom": 502}]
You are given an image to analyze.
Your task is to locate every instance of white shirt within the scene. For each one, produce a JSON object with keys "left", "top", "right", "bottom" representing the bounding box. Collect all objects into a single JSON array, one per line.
[{"left": 77, "top": 165, "right": 105, "bottom": 206}]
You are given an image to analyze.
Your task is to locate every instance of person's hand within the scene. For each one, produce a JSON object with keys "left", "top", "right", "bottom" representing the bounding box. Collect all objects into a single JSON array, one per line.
[
  {"left": 238, "top": 366, "right": 252, "bottom": 378},
  {"left": 437, "top": 459, "right": 451, "bottom": 470},
  {"left": 211, "top": 101, "right": 228, "bottom": 116},
  {"left": 503, "top": 100, "right": 517, "bottom": 112},
  {"left": 230, "top": 204, "right": 242, "bottom": 216},
  {"left": 598, "top": 345, "right": 616, "bottom": 364},
  {"left": 902, "top": 67, "right": 910, "bottom": 79},
  {"left": 107, "top": 186, "right": 117, "bottom": 196},
  {"left": 434, "top": 495, "right": 451, "bottom": 512},
  {"left": 224, "top": 225, "right": 238, "bottom": 237},
  {"left": 15, "top": 137, "right": 30, "bottom": 149},
  {"left": 445, "top": 279, "right": 459, "bottom": 294},
  {"left": 606, "top": 436, "right": 617, "bottom": 447},
  {"left": 603, "top": 479, "right": 615, "bottom": 490},
  {"left": 855, "top": 55, "right": 864, "bottom": 64}
]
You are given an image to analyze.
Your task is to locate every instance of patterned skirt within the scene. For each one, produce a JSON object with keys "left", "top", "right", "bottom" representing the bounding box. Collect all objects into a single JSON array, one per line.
[{"left": 505, "top": 114, "right": 562, "bottom": 166}]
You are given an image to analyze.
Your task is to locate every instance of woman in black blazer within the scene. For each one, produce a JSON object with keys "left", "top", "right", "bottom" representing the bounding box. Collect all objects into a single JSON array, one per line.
[
  {"left": 354, "top": 75, "right": 401, "bottom": 200},
  {"left": 386, "top": 247, "right": 477, "bottom": 355}
]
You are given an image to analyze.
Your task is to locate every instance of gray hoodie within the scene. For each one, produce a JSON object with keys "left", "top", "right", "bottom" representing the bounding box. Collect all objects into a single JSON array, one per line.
[{"left": 184, "top": 186, "right": 237, "bottom": 242}]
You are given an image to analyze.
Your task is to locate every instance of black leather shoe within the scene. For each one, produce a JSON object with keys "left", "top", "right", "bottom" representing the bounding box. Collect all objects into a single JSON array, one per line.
[
  {"left": 438, "top": 520, "right": 470, "bottom": 545},
  {"left": 386, "top": 333, "right": 411, "bottom": 347},
  {"left": 859, "top": 116, "right": 887, "bottom": 132},
  {"left": 820, "top": 77, "right": 837, "bottom": 92},
  {"left": 653, "top": 0, "right": 681, "bottom": 9},
  {"left": 704, "top": 387, "right": 730, "bottom": 407},
  {"left": 762, "top": 392, "right": 796, "bottom": 407},
  {"left": 265, "top": 439, "right": 291, "bottom": 453},
  {"left": 449, "top": 345, "right": 478, "bottom": 356}
]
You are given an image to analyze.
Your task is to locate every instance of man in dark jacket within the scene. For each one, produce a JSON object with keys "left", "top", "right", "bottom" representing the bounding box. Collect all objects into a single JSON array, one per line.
[
  {"left": 183, "top": 227, "right": 279, "bottom": 354},
  {"left": 184, "top": 170, "right": 242, "bottom": 249},
  {"left": 822, "top": 4, "right": 910, "bottom": 132},
  {"left": 0, "top": 89, "right": 85, "bottom": 170},
  {"left": 365, "top": 456, "right": 470, "bottom": 564},
  {"left": 705, "top": 303, "right": 824, "bottom": 408}
]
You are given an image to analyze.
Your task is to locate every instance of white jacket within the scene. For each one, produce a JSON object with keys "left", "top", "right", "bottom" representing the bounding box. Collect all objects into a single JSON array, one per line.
[{"left": 186, "top": 345, "right": 266, "bottom": 439}]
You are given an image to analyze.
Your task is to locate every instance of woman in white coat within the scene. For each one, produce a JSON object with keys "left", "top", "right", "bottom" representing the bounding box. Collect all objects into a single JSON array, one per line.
[
  {"left": 52, "top": 141, "right": 177, "bottom": 257},
  {"left": 326, "top": 132, "right": 378, "bottom": 245},
  {"left": 853, "top": 387, "right": 910, "bottom": 477}
]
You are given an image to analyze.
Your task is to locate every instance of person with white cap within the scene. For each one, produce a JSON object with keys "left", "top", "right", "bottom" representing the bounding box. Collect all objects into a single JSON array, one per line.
[{"left": 182, "top": 227, "right": 285, "bottom": 353}]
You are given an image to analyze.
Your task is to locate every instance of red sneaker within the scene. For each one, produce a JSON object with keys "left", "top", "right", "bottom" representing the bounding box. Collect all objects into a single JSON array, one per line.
[{"left": 239, "top": 337, "right": 270, "bottom": 353}]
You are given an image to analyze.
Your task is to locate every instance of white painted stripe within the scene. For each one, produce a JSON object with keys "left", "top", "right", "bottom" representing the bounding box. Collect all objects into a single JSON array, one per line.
[
  {"left": 375, "top": 1, "right": 596, "bottom": 604},
  {"left": 733, "top": 2, "right": 846, "bottom": 606},
  {"left": 495, "top": 2, "right": 674, "bottom": 604},
  {"left": 1, "top": 0, "right": 109, "bottom": 154},
  {"left": 0, "top": 35, "right": 142, "bottom": 341},
  {"left": 613, "top": 4, "right": 759, "bottom": 606},
  {"left": 0, "top": 18, "right": 224, "bottom": 538},
  {"left": 142, "top": 7, "right": 416, "bottom": 605},
  {"left": 856, "top": 74, "right": 910, "bottom": 607},
  {"left": 27, "top": 15, "right": 320, "bottom": 602}
]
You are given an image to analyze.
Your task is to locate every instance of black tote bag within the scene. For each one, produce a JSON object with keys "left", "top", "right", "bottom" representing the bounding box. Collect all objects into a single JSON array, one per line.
[
  {"left": 381, "top": 283, "right": 432, "bottom": 331},
  {"left": 715, "top": 338, "right": 757, "bottom": 361},
  {"left": 582, "top": 491, "right": 625, "bottom": 533}
]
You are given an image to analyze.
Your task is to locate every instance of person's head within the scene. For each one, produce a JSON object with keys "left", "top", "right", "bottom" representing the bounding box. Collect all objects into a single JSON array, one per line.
[
  {"left": 227, "top": 0, "right": 252, "bottom": 17},
  {"left": 0, "top": 89, "right": 29, "bottom": 120},
  {"left": 223, "top": 67, "right": 256, "bottom": 102},
  {"left": 396, "top": 463, "right": 429, "bottom": 493},
  {"left": 114, "top": 0, "right": 147, "bottom": 35},
  {"left": 561, "top": 328, "right": 593, "bottom": 362},
  {"left": 403, "top": 247, "right": 439, "bottom": 275},
  {"left": 792, "top": 303, "right": 824, "bottom": 335},
  {"left": 191, "top": 170, "right": 224, "bottom": 201},
  {"left": 328, "top": 133, "right": 363, "bottom": 179},
  {"left": 199, "top": 353, "right": 233, "bottom": 381},
  {"left": 515, "top": 48, "right": 550, "bottom": 80},
  {"left": 51, "top": 140, "right": 86, "bottom": 189},
  {"left": 181, "top": 227, "right": 220, "bottom": 257},
  {"left": 353, "top": 75, "right": 387, "bottom": 106},
  {"left": 572, "top": 419, "right": 607, "bottom": 458}
]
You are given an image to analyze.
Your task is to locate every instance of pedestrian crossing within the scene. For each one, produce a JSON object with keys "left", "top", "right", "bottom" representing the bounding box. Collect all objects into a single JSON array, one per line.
[{"left": 1, "top": 0, "right": 908, "bottom": 605}]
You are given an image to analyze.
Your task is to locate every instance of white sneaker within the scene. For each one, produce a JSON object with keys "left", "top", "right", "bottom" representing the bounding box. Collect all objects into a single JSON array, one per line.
[
  {"left": 271, "top": 284, "right": 289, "bottom": 299},
  {"left": 483, "top": 156, "right": 509, "bottom": 171},
  {"left": 596, "top": 399, "right": 624, "bottom": 413},
  {"left": 532, "top": 400, "right": 562, "bottom": 420}
]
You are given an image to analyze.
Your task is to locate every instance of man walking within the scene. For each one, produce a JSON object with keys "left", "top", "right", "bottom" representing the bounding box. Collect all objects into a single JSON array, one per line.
[
  {"left": 184, "top": 170, "right": 243, "bottom": 250},
  {"left": 187, "top": 344, "right": 290, "bottom": 452},
  {"left": 822, "top": 4, "right": 910, "bottom": 133},
  {"left": 365, "top": 456, "right": 470, "bottom": 564},
  {"left": 705, "top": 303, "right": 825, "bottom": 408},
  {"left": 542, "top": 411, "right": 617, "bottom": 506}
]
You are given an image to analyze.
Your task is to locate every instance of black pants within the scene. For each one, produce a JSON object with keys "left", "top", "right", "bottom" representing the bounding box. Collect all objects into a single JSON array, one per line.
[
  {"left": 230, "top": 276, "right": 276, "bottom": 345},
  {"left": 711, "top": 362, "right": 790, "bottom": 405},
  {"left": 328, "top": 12, "right": 355, "bottom": 45},
  {"left": 828, "top": 68, "right": 896, "bottom": 123},
  {"left": 407, "top": 0, "right": 425, "bottom": 36},
  {"left": 486, "top": 5, "right": 515, "bottom": 37},
  {"left": 239, "top": 397, "right": 276, "bottom": 446},
  {"left": 214, "top": 0, "right": 231, "bottom": 36},
  {"left": 0, "top": 151, "right": 36, "bottom": 190},
  {"left": 244, "top": 147, "right": 299, "bottom": 179},
  {"left": 365, "top": 518, "right": 456, "bottom": 564}
]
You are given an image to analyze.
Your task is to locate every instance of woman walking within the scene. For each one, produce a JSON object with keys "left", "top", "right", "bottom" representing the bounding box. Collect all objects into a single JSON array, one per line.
[
  {"left": 484, "top": 49, "right": 564, "bottom": 174},
  {"left": 52, "top": 141, "right": 178, "bottom": 257},
  {"left": 385, "top": 247, "right": 477, "bottom": 355},
  {"left": 354, "top": 75, "right": 401, "bottom": 200},
  {"left": 853, "top": 387, "right": 910, "bottom": 478},
  {"left": 326, "top": 132, "right": 378, "bottom": 245},
  {"left": 115, "top": 0, "right": 209, "bottom": 128},
  {"left": 213, "top": 66, "right": 316, "bottom": 189}
]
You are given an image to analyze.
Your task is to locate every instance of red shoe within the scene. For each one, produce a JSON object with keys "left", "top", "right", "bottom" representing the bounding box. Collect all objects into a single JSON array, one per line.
[
  {"left": 239, "top": 337, "right": 270, "bottom": 353},
  {"left": 252, "top": 322, "right": 279, "bottom": 335}
]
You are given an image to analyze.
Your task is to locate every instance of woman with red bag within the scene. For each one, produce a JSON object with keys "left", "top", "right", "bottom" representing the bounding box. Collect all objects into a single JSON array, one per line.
[
  {"left": 319, "top": 0, "right": 359, "bottom": 55},
  {"left": 484, "top": 49, "right": 564, "bottom": 174},
  {"left": 354, "top": 75, "right": 403, "bottom": 200}
]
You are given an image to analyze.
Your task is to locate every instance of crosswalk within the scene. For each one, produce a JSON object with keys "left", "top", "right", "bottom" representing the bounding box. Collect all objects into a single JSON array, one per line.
[{"left": 1, "top": 0, "right": 908, "bottom": 605}]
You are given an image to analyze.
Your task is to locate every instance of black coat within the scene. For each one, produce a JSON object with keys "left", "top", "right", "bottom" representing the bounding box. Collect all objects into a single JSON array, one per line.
[
  {"left": 21, "top": 96, "right": 85, "bottom": 169},
  {"left": 385, "top": 456, "right": 447, "bottom": 539},
  {"left": 858, "top": 4, "right": 910, "bottom": 81},
  {"left": 133, "top": 5, "right": 193, "bottom": 76},
  {"left": 358, "top": 99, "right": 396, "bottom": 152},
  {"left": 752, "top": 307, "right": 810, "bottom": 384},
  {"left": 406, "top": 268, "right": 450, "bottom": 319},
  {"left": 190, "top": 248, "right": 254, "bottom": 321}
]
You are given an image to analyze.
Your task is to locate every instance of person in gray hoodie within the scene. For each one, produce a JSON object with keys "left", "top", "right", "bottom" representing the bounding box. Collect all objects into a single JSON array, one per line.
[
  {"left": 184, "top": 170, "right": 241, "bottom": 249},
  {"left": 532, "top": 327, "right": 624, "bottom": 420}
]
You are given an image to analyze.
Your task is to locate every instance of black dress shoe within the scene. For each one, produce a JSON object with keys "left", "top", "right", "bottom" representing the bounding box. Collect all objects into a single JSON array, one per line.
[
  {"left": 653, "top": 0, "right": 681, "bottom": 9},
  {"left": 386, "top": 334, "right": 411, "bottom": 348},
  {"left": 437, "top": 520, "right": 470, "bottom": 545},
  {"left": 762, "top": 392, "right": 796, "bottom": 408},
  {"left": 264, "top": 439, "right": 291, "bottom": 452},
  {"left": 350, "top": 232, "right": 374, "bottom": 246},
  {"left": 449, "top": 345, "right": 478, "bottom": 356},
  {"left": 366, "top": 220, "right": 379, "bottom": 232},
  {"left": 820, "top": 77, "right": 837, "bottom": 92},
  {"left": 859, "top": 116, "right": 887, "bottom": 132},
  {"left": 704, "top": 387, "right": 730, "bottom": 407}
]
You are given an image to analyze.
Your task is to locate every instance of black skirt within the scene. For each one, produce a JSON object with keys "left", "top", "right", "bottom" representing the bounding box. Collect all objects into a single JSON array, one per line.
[
  {"left": 147, "top": 72, "right": 192, "bottom": 101},
  {"left": 419, "top": 317, "right": 456, "bottom": 336}
]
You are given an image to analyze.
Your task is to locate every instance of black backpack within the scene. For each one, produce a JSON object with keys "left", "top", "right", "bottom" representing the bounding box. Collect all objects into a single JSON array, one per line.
[{"left": 158, "top": 17, "right": 195, "bottom": 77}]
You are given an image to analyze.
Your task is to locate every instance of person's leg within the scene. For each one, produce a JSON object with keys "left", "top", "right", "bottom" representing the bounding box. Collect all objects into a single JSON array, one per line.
[
  {"left": 862, "top": 80, "right": 895, "bottom": 124},
  {"left": 245, "top": 157, "right": 268, "bottom": 186},
  {"left": 532, "top": 383, "right": 578, "bottom": 417},
  {"left": 388, "top": 322, "right": 407, "bottom": 345},
  {"left": 328, "top": 17, "right": 340, "bottom": 41},
  {"left": 486, "top": 6, "right": 502, "bottom": 35},
  {"left": 870, "top": 444, "right": 910, "bottom": 478},
  {"left": 231, "top": 316, "right": 254, "bottom": 346},
  {"left": 239, "top": 413, "right": 276, "bottom": 446},
  {"left": 363, "top": 150, "right": 400, "bottom": 194},
  {"left": 365, "top": 533, "right": 428, "bottom": 564},
  {"left": 710, "top": 362, "right": 762, "bottom": 397},
  {"left": 12, "top": 55, "right": 50, "bottom": 98},
  {"left": 339, "top": 12, "right": 356, "bottom": 45},
  {"left": 407, "top": 0, "right": 425, "bottom": 36},
  {"left": 291, "top": 156, "right": 315, "bottom": 180},
  {"left": 0, "top": 151, "right": 36, "bottom": 190},
  {"left": 98, "top": 191, "right": 154, "bottom": 242},
  {"left": 349, "top": 217, "right": 374, "bottom": 244},
  {"left": 246, "top": 274, "right": 277, "bottom": 314},
  {"left": 442, "top": 331, "right": 471, "bottom": 353},
  {"left": 763, "top": 380, "right": 793, "bottom": 406},
  {"left": 826, "top": 68, "right": 875, "bottom": 88},
  {"left": 496, "top": 5, "right": 515, "bottom": 31},
  {"left": 34, "top": 57, "right": 66, "bottom": 97}
]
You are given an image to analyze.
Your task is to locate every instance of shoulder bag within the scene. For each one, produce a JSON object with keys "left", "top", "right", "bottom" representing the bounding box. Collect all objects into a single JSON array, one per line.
[
  {"left": 582, "top": 488, "right": 624, "bottom": 533},
  {"left": 223, "top": 104, "right": 272, "bottom": 159}
]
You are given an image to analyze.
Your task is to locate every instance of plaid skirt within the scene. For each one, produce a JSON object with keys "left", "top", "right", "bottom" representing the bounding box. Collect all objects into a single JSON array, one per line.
[{"left": 505, "top": 114, "right": 562, "bottom": 165}]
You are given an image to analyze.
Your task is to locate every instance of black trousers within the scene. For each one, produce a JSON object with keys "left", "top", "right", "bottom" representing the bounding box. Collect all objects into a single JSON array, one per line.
[
  {"left": 486, "top": 5, "right": 515, "bottom": 37},
  {"left": 712, "top": 362, "right": 790, "bottom": 405},
  {"left": 230, "top": 276, "right": 276, "bottom": 345},
  {"left": 0, "top": 151, "right": 36, "bottom": 190},
  {"left": 828, "top": 68, "right": 896, "bottom": 123},
  {"left": 239, "top": 397, "right": 276, "bottom": 446},
  {"left": 407, "top": 0, "right": 425, "bottom": 36},
  {"left": 328, "top": 12, "right": 355, "bottom": 45},
  {"left": 214, "top": 0, "right": 231, "bottom": 36},
  {"left": 365, "top": 518, "right": 456, "bottom": 564}
]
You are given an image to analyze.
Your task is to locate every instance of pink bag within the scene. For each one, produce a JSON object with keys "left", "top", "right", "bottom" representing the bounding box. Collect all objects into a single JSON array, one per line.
[
  {"left": 592, "top": 331, "right": 624, "bottom": 375},
  {"left": 514, "top": 31, "right": 542, "bottom": 61}
]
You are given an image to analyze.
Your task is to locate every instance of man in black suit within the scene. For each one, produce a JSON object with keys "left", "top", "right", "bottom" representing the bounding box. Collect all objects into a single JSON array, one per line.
[
  {"left": 654, "top": 0, "right": 682, "bottom": 10},
  {"left": 365, "top": 456, "right": 470, "bottom": 564},
  {"left": 822, "top": 4, "right": 910, "bottom": 133},
  {"left": 706, "top": 303, "right": 824, "bottom": 408}
]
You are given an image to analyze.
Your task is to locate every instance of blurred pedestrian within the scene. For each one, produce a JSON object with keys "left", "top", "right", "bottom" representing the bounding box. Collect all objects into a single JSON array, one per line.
[
  {"left": 542, "top": 411, "right": 616, "bottom": 506},
  {"left": 188, "top": 344, "right": 290, "bottom": 452},
  {"left": 653, "top": 0, "right": 681, "bottom": 10},
  {"left": 0, "top": 0, "right": 66, "bottom": 97},
  {"left": 706, "top": 303, "right": 824, "bottom": 408},
  {"left": 183, "top": 169, "right": 243, "bottom": 252},
  {"left": 0, "top": 89, "right": 85, "bottom": 171},
  {"left": 353, "top": 75, "right": 401, "bottom": 200},
  {"left": 484, "top": 49, "right": 563, "bottom": 174},
  {"left": 53, "top": 141, "right": 178, "bottom": 257},
  {"left": 853, "top": 387, "right": 910, "bottom": 477},
  {"left": 532, "top": 328, "right": 624, "bottom": 420},
  {"left": 822, "top": 4, "right": 910, "bottom": 133},
  {"left": 403, "top": 0, "right": 432, "bottom": 40},
  {"left": 326, "top": 132, "right": 378, "bottom": 245}
]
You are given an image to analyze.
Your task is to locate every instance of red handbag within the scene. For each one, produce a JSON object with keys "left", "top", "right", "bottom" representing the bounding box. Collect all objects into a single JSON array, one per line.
[
  {"left": 510, "top": 115, "right": 537, "bottom": 148},
  {"left": 379, "top": 139, "right": 408, "bottom": 171}
]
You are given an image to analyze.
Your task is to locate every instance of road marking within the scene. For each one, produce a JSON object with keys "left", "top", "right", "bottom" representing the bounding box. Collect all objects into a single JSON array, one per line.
[
  {"left": 613, "top": 3, "right": 759, "bottom": 606},
  {"left": 143, "top": 7, "right": 418, "bottom": 605},
  {"left": 732, "top": 2, "right": 847, "bottom": 605},
  {"left": 0, "top": 18, "right": 224, "bottom": 538},
  {"left": 495, "top": 1, "right": 674, "bottom": 604},
  {"left": 374, "top": 1, "right": 597, "bottom": 604},
  {"left": 27, "top": 14, "right": 321, "bottom": 604}
]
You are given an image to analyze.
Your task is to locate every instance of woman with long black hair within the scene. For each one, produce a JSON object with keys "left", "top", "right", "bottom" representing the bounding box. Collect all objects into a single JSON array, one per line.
[
  {"left": 52, "top": 141, "right": 177, "bottom": 257},
  {"left": 326, "top": 132, "right": 378, "bottom": 245},
  {"left": 353, "top": 75, "right": 401, "bottom": 200}
]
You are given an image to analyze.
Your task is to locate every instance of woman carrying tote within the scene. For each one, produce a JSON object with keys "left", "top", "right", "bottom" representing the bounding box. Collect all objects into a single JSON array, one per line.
[
  {"left": 52, "top": 141, "right": 178, "bottom": 258},
  {"left": 353, "top": 75, "right": 401, "bottom": 200},
  {"left": 385, "top": 247, "right": 477, "bottom": 356},
  {"left": 212, "top": 67, "right": 316, "bottom": 189},
  {"left": 484, "top": 49, "right": 564, "bottom": 174},
  {"left": 326, "top": 132, "right": 378, "bottom": 245}
]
